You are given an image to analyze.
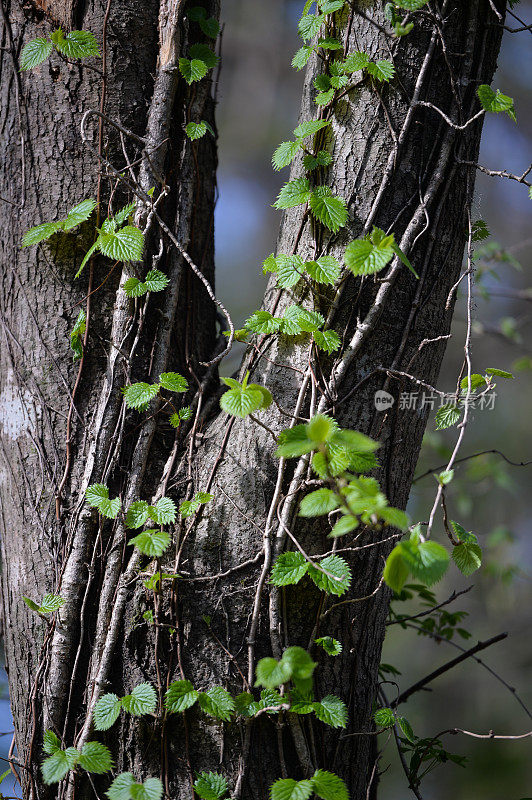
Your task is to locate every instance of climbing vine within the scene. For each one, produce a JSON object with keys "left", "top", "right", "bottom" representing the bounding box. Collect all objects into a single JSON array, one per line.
[{"left": 3, "top": 0, "right": 531, "bottom": 799}]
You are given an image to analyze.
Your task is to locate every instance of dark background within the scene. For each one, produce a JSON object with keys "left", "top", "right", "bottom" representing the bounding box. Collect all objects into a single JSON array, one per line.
[{"left": 1, "top": 2, "right": 530, "bottom": 797}]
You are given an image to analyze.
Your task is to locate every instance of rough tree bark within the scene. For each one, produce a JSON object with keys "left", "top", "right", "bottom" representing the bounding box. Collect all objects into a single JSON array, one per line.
[{"left": 0, "top": 1, "right": 505, "bottom": 799}]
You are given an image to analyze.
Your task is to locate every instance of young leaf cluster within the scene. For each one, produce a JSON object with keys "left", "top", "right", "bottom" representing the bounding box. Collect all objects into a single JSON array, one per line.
[
  {"left": 123, "top": 371, "right": 188, "bottom": 412},
  {"left": 220, "top": 372, "right": 272, "bottom": 418},
  {"left": 20, "top": 28, "right": 100, "bottom": 71},
  {"left": 270, "top": 770, "right": 349, "bottom": 800},
  {"left": 42, "top": 731, "right": 113, "bottom": 785},
  {"left": 245, "top": 304, "right": 341, "bottom": 355},
  {"left": 273, "top": 179, "right": 347, "bottom": 233},
  {"left": 94, "top": 683, "right": 156, "bottom": 730},
  {"left": 77, "top": 203, "right": 145, "bottom": 278}
]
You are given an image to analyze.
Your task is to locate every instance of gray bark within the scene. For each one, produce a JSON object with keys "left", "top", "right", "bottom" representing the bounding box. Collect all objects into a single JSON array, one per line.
[{"left": 0, "top": 1, "right": 505, "bottom": 799}]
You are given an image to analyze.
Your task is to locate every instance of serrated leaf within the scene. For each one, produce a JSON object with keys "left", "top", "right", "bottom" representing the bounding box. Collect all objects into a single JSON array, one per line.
[
  {"left": 329, "top": 515, "right": 359, "bottom": 537},
  {"left": 62, "top": 198, "right": 97, "bottom": 231},
  {"left": 194, "top": 772, "right": 228, "bottom": 800},
  {"left": 317, "top": 36, "right": 342, "bottom": 50},
  {"left": 271, "top": 552, "right": 309, "bottom": 586},
  {"left": 273, "top": 178, "right": 312, "bottom": 210},
  {"left": 276, "top": 425, "right": 314, "bottom": 458},
  {"left": 148, "top": 497, "right": 177, "bottom": 525},
  {"left": 383, "top": 546, "right": 409, "bottom": 593},
  {"left": 398, "top": 716, "right": 416, "bottom": 742},
  {"left": 374, "top": 707, "right": 395, "bottom": 727},
  {"left": 270, "top": 779, "right": 314, "bottom": 800},
  {"left": 485, "top": 367, "right": 514, "bottom": 379},
  {"left": 345, "top": 235, "right": 394, "bottom": 276},
  {"left": 367, "top": 59, "right": 395, "bottom": 82},
  {"left": 78, "top": 741, "right": 114, "bottom": 774},
  {"left": 292, "top": 46, "right": 313, "bottom": 70},
  {"left": 179, "top": 57, "right": 208, "bottom": 84},
  {"left": 308, "top": 555, "right": 351, "bottom": 596},
  {"left": 22, "top": 221, "right": 62, "bottom": 247},
  {"left": 435, "top": 403, "right": 460, "bottom": 430},
  {"left": 314, "top": 636, "right": 342, "bottom": 656},
  {"left": 298, "top": 13, "right": 325, "bottom": 41},
  {"left": 165, "top": 680, "right": 199, "bottom": 713},
  {"left": 402, "top": 539, "right": 450, "bottom": 586},
  {"left": 39, "top": 594, "right": 64, "bottom": 614},
  {"left": 199, "top": 17, "right": 220, "bottom": 38},
  {"left": 42, "top": 750, "right": 71, "bottom": 785},
  {"left": 342, "top": 51, "right": 370, "bottom": 73},
  {"left": 312, "top": 770, "right": 349, "bottom": 800},
  {"left": 477, "top": 84, "right": 516, "bottom": 122},
  {"left": 123, "top": 382, "right": 159, "bottom": 410},
  {"left": 159, "top": 372, "right": 188, "bottom": 393},
  {"left": 130, "top": 530, "right": 170, "bottom": 558},
  {"left": 313, "top": 329, "right": 341, "bottom": 354},
  {"left": 54, "top": 30, "right": 100, "bottom": 59},
  {"left": 189, "top": 44, "right": 219, "bottom": 69},
  {"left": 94, "top": 693, "right": 122, "bottom": 731},
  {"left": 452, "top": 542, "right": 482, "bottom": 576},
  {"left": 299, "top": 488, "right": 339, "bottom": 517},
  {"left": 245, "top": 310, "right": 281, "bottom": 335},
  {"left": 282, "top": 647, "right": 316, "bottom": 682},
  {"left": 186, "top": 121, "right": 208, "bottom": 140},
  {"left": 293, "top": 119, "right": 330, "bottom": 139},
  {"left": 144, "top": 269, "right": 170, "bottom": 292},
  {"left": 125, "top": 500, "right": 150, "bottom": 529},
  {"left": 20, "top": 36, "right": 54, "bottom": 70},
  {"left": 106, "top": 772, "right": 136, "bottom": 800},
  {"left": 379, "top": 506, "right": 409, "bottom": 531},
  {"left": 303, "top": 150, "right": 332, "bottom": 171},
  {"left": 460, "top": 373, "right": 486, "bottom": 391},
  {"left": 309, "top": 187, "right": 347, "bottom": 232},
  {"left": 43, "top": 730, "right": 62, "bottom": 756},
  {"left": 313, "top": 695, "right": 347, "bottom": 728},
  {"left": 272, "top": 141, "right": 302, "bottom": 171},
  {"left": 121, "top": 683, "right": 157, "bottom": 716},
  {"left": 220, "top": 384, "right": 265, "bottom": 418},
  {"left": 98, "top": 225, "right": 144, "bottom": 262},
  {"left": 315, "top": 88, "right": 335, "bottom": 106},
  {"left": 197, "top": 687, "right": 235, "bottom": 721},
  {"left": 86, "top": 483, "right": 121, "bottom": 519},
  {"left": 305, "top": 255, "right": 340, "bottom": 284}
]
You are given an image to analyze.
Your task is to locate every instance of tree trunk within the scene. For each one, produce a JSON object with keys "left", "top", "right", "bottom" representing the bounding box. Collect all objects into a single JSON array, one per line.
[{"left": 0, "top": 1, "right": 505, "bottom": 799}]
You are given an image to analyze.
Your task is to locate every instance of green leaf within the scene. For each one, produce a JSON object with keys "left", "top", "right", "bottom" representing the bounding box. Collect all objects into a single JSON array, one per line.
[
  {"left": 298, "top": 13, "right": 325, "bottom": 41},
  {"left": 98, "top": 225, "right": 144, "bottom": 262},
  {"left": 20, "top": 36, "right": 54, "bottom": 70},
  {"left": 179, "top": 57, "right": 208, "bottom": 84},
  {"left": 94, "top": 693, "right": 122, "bottom": 731},
  {"left": 477, "top": 84, "right": 516, "bottom": 122},
  {"left": 342, "top": 51, "right": 370, "bottom": 73},
  {"left": 293, "top": 119, "right": 330, "bottom": 139},
  {"left": 148, "top": 497, "right": 177, "bottom": 525},
  {"left": 313, "top": 695, "right": 347, "bottom": 728},
  {"left": 292, "top": 46, "right": 313, "bottom": 70},
  {"left": 144, "top": 269, "right": 170, "bottom": 292},
  {"left": 271, "top": 552, "right": 309, "bottom": 586},
  {"left": 452, "top": 542, "right": 482, "bottom": 576},
  {"left": 485, "top": 367, "right": 514, "bottom": 379},
  {"left": 367, "top": 59, "right": 395, "bottom": 82},
  {"left": 159, "top": 372, "right": 188, "bottom": 393},
  {"left": 311, "top": 770, "right": 349, "bottom": 800},
  {"left": 309, "top": 187, "right": 347, "bottom": 232},
  {"left": 123, "top": 382, "right": 159, "bottom": 410},
  {"left": 62, "top": 198, "right": 97, "bottom": 230},
  {"left": 186, "top": 121, "right": 208, "bottom": 140},
  {"left": 194, "top": 772, "right": 228, "bottom": 800},
  {"left": 315, "top": 88, "right": 335, "bottom": 106},
  {"left": 121, "top": 683, "right": 157, "bottom": 716},
  {"left": 199, "top": 16, "right": 220, "bottom": 38},
  {"left": 270, "top": 779, "right": 314, "bottom": 800},
  {"left": 273, "top": 178, "right": 312, "bottom": 209},
  {"left": 106, "top": 772, "right": 136, "bottom": 800},
  {"left": 345, "top": 234, "right": 394, "bottom": 276},
  {"left": 314, "top": 636, "right": 342, "bottom": 656},
  {"left": 86, "top": 483, "right": 121, "bottom": 519},
  {"left": 53, "top": 29, "right": 100, "bottom": 58},
  {"left": 303, "top": 150, "right": 332, "bottom": 171},
  {"left": 398, "top": 716, "right": 416, "bottom": 742},
  {"left": 374, "top": 707, "right": 395, "bottom": 727},
  {"left": 165, "top": 680, "right": 199, "bottom": 713},
  {"left": 272, "top": 141, "right": 302, "bottom": 171},
  {"left": 435, "top": 403, "right": 460, "bottom": 430},
  {"left": 245, "top": 310, "right": 281, "bottom": 335},
  {"left": 313, "top": 329, "right": 341, "bottom": 354},
  {"left": 317, "top": 36, "right": 342, "bottom": 50},
  {"left": 220, "top": 382, "right": 266, "bottom": 418},
  {"left": 383, "top": 546, "right": 409, "bottom": 593},
  {"left": 276, "top": 425, "right": 314, "bottom": 458},
  {"left": 255, "top": 657, "right": 292, "bottom": 689},
  {"left": 308, "top": 555, "right": 351, "bottom": 596},
  {"left": 130, "top": 530, "right": 171, "bottom": 558},
  {"left": 379, "top": 506, "right": 409, "bottom": 531},
  {"left": 76, "top": 240, "right": 99, "bottom": 278},
  {"left": 460, "top": 373, "right": 486, "bottom": 391},
  {"left": 70, "top": 308, "right": 86, "bottom": 361},
  {"left": 42, "top": 750, "right": 72, "bottom": 784},
  {"left": 329, "top": 514, "right": 359, "bottom": 537},
  {"left": 272, "top": 254, "right": 305, "bottom": 288},
  {"left": 402, "top": 539, "right": 450, "bottom": 586},
  {"left": 319, "top": 0, "right": 345, "bottom": 12},
  {"left": 299, "top": 488, "right": 339, "bottom": 517},
  {"left": 282, "top": 647, "right": 316, "bottom": 682},
  {"left": 126, "top": 500, "right": 150, "bottom": 529},
  {"left": 38, "top": 594, "right": 65, "bottom": 614},
  {"left": 22, "top": 221, "right": 62, "bottom": 246},
  {"left": 43, "top": 730, "right": 62, "bottom": 755},
  {"left": 78, "top": 741, "right": 114, "bottom": 774},
  {"left": 394, "top": 0, "right": 429, "bottom": 8},
  {"left": 197, "top": 687, "right": 235, "bottom": 721},
  {"left": 307, "top": 414, "right": 335, "bottom": 443},
  {"left": 23, "top": 596, "right": 40, "bottom": 612},
  {"left": 189, "top": 43, "right": 219, "bottom": 69},
  {"left": 305, "top": 255, "right": 340, "bottom": 285}
]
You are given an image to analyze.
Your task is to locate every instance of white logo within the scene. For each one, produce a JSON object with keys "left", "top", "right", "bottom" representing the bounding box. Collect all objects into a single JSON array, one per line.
[{"left": 374, "top": 390, "right": 395, "bottom": 411}]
